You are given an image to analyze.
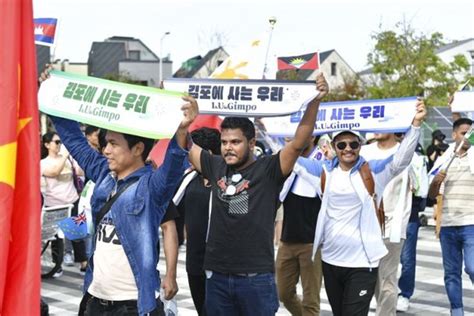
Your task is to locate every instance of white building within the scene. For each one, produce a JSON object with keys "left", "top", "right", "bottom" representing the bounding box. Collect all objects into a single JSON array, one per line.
[
  {"left": 173, "top": 47, "right": 229, "bottom": 78},
  {"left": 88, "top": 36, "right": 172, "bottom": 87}
]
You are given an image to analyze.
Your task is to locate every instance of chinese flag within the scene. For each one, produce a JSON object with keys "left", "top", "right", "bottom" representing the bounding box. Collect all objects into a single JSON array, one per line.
[{"left": 0, "top": 0, "right": 41, "bottom": 314}]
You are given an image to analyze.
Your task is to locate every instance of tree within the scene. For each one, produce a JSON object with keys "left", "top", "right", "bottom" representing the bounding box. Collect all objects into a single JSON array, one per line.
[
  {"left": 366, "top": 21, "right": 471, "bottom": 106},
  {"left": 325, "top": 75, "right": 366, "bottom": 102},
  {"left": 103, "top": 72, "right": 147, "bottom": 86}
]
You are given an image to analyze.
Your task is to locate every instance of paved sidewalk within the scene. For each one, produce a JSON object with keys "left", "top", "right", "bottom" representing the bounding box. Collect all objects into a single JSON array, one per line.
[{"left": 42, "top": 226, "right": 474, "bottom": 315}]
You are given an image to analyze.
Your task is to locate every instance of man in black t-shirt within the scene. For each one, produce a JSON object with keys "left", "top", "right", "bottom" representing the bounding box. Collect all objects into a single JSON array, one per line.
[
  {"left": 188, "top": 74, "right": 329, "bottom": 315},
  {"left": 276, "top": 136, "right": 324, "bottom": 316}
]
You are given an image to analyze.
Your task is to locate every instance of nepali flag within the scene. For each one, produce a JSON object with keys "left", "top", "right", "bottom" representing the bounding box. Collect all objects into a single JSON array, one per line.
[
  {"left": 278, "top": 52, "right": 319, "bottom": 70},
  {"left": 34, "top": 18, "right": 57, "bottom": 46}
]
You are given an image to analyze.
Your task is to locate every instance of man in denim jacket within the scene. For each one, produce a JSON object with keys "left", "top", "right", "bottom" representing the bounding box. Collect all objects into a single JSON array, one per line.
[{"left": 50, "top": 96, "right": 198, "bottom": 315}]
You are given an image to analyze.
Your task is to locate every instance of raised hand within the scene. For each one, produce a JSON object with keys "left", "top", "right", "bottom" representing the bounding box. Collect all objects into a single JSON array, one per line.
[
  {"left": 179, "top": 96, "right": 199, "bottom": 130},
  {"left": 412, "top": 98, "right": 427, "bottom": 127},
  {"left": 314, "top": 73, "right": 329, "bottom": 101},
  {"left": 38, "top": 63, "right": 53, "bottom": 85}
]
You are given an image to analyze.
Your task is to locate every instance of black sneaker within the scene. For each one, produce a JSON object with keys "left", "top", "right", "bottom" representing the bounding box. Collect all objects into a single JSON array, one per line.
[{"left": 79, "top": 266, "right": 87, "bottom": 276}]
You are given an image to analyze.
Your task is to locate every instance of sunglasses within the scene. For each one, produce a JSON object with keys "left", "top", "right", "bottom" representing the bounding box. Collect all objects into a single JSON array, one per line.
[
  {"left": 52, "top": 140, "right": 61, "bottom": 145},
  {"left": 335, "top": 141, "right": 360, "bottom": 150}
]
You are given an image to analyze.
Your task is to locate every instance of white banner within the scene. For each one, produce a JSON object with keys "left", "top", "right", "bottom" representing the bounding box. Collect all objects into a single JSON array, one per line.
[
  {"left": 261, "top": 97, "right": 418, "bottom": 136},
  {"left": 163, "top": 78, "right": 319, "bottom": 117},
  {"left": 451, "top": 91, "right": 474, "bottom": 112},
  {"left": 38, "top": 71, "right": 187, "bottom": 139}
]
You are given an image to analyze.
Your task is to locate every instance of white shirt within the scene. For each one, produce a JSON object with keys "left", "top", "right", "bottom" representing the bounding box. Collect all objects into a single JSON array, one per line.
[
  {"left": 361, "top": 142, "right": 412, "bottom": 240},
  {"left": 88, "top": 212, "right": 138, "bottom": 300},
  {"left": 322, "top": 167, "right": 376, "bottom": 267}
]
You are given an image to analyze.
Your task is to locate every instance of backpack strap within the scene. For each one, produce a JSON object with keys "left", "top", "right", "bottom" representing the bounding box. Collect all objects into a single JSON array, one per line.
[
  {"left": 321, "top": 169, "right": 326, "bottom": 194},
  {"left": 320, "top": 162, "right": 385, "bottom": 233},
  {"left": 359, "top": 163, "right": 374, "bottom": 195},
  {"left": 359, "top": 162, "right": 385, "bottom": 234}
]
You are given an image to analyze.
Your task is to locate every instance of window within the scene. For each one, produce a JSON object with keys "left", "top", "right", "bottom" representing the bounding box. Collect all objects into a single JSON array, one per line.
[
  {"left": 331, "top": 62, "right": 337, "bottom": 76},
  {"left": 129, "top": 50, "right": 140, "bottom": 60}
]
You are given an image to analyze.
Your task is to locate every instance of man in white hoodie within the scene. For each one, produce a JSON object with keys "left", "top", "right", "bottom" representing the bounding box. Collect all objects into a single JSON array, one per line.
[{"left": 295, "top": 100, "right": 426, "bottom": 316}]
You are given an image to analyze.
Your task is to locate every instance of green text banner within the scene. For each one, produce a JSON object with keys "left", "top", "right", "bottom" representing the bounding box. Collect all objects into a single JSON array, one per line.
[{"left": 38, "top": 70, "right": 187, "bottom": 139}]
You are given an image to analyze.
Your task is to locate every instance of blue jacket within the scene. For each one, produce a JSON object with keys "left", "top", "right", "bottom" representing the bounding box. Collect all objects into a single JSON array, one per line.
[{"left": 51, "top": 116, "right": 187, "bottom": 315}]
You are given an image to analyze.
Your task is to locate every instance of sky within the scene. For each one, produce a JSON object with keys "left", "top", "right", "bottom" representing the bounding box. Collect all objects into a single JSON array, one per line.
[{"left": 33, "top": 0, "right": 474, "bottom": 74}]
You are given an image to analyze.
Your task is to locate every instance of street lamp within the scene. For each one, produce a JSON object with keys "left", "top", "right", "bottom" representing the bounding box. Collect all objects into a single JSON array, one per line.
[
  {"left": 159, "top": 31, "right": 170, "bottom": 86},
  {"left": 262, "top": 16, "right": 277, "bottom": 79}
]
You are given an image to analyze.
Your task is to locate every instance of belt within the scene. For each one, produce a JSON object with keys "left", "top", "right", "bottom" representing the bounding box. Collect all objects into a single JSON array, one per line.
[
  {"left": 92, "top": 296, "right": 137, "bottom": 308},
  {"left": 206, "top": 270, "right": 259, "bottom": 278},
  {"left": 235, "top": 272, "right": 258, "bottom": 277}
]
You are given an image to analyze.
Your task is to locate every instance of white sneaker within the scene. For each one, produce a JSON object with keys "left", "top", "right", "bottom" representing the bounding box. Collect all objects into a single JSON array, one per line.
[
  {"left": 397, "top": 295, "right": 410, "bottom": 312},
  {"left": 52, "top": 268, "right": 63, "bottom": 278},
  {"left": 369, "top": 297, "right": 377, "bottom": 310},
  {"left": 63, "top": 253, "right": 74, "bottom": 266}
]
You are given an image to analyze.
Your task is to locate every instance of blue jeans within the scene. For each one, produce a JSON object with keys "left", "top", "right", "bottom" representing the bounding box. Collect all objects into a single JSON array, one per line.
[
  {"left": 398, "top": 221, "right": 420, "bottom": 299},
  {"left": 439, "top": 225, "right": 474, "bottom": 314},
  {"left": 205, "top": 271, "right": 279, "bottom": 316}
]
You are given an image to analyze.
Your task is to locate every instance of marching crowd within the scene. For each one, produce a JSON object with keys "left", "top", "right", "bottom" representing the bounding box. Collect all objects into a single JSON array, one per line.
[{"left": 39, "top": 69, "right": 473, "bottom": 316}]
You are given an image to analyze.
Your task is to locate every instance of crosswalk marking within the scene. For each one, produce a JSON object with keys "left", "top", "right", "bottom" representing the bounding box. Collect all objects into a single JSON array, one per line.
[{"left": 41, "top": 226, "right": 474, "bottom": 315}]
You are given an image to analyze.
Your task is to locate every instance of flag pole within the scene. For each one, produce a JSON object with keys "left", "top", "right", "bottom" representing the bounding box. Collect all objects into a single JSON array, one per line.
[
  {"left": 257, "top": 16, "right": 281, "bottom": 153},
  {"left": 262, "top": 16, "right": 276, "bottom": 79},
  {"left": 50, "top": 18, "right": 60, "bottom": 63},
  {"left": 42, "top": 18, "right": 60, "bottom": 135}
]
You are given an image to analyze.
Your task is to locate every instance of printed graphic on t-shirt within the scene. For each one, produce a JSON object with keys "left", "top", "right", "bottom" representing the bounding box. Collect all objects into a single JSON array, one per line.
[
  {"left": 89, "top": 213, "right": 138, "bottom": 300},
  {"left": 96, "top": 217, "right": 121, "bottom": 245},
  {"left": 216, "top": 174, "right": 250, "bottom": 215}
]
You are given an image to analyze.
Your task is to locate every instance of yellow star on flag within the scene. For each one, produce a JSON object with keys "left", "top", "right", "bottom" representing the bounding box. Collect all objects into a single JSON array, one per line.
[
  {"left": 0, "top": 65, "right": 32, "bottom": 188},
  {"left": 0, "top": 118, "right": 31, "bottom": 188}
]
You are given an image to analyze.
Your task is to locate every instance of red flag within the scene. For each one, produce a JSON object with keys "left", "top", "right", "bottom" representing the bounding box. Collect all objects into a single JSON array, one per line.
[
  {"left": 0, "top": 0, "right": 41, "bottom": 314},
  {"left": 149, "top": 138, "right": 171, "bottom": 167},
  {"left": 189, "top": 115, "right": 222, "bottom": 132},
  {"left": 150, "top": 115, "right": 222, "bottom": 167}
]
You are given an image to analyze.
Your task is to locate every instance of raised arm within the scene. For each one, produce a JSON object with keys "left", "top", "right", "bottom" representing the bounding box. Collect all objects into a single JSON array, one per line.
[
  {"left": 370, "top": 99, "right": 427, "bottom": 188},
  {"left": 41, "top": 152, "right": 69, "bottom": 177},
  {"left": 188, "top": 144, "right": 203, "bottom": 173},
  {"left": 150, "top": 96, "right": 199, "bottom": 206},
  {"left": 39, "top": 66, "right": 108, "bottom": 182},
  {"left": 279, "top": 73, "right": 329, "bottom": 177},
  {"left": 50, "top": 116, "right": 108, "bottom": 182},
  {"left": 175, "top": 96, "right": 199, "bottom": 149}
]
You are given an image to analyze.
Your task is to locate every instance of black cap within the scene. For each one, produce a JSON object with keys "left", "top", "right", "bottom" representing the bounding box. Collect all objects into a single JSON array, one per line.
[{"left": 432, "top": 130, "right": 446, "bottom": 141}]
